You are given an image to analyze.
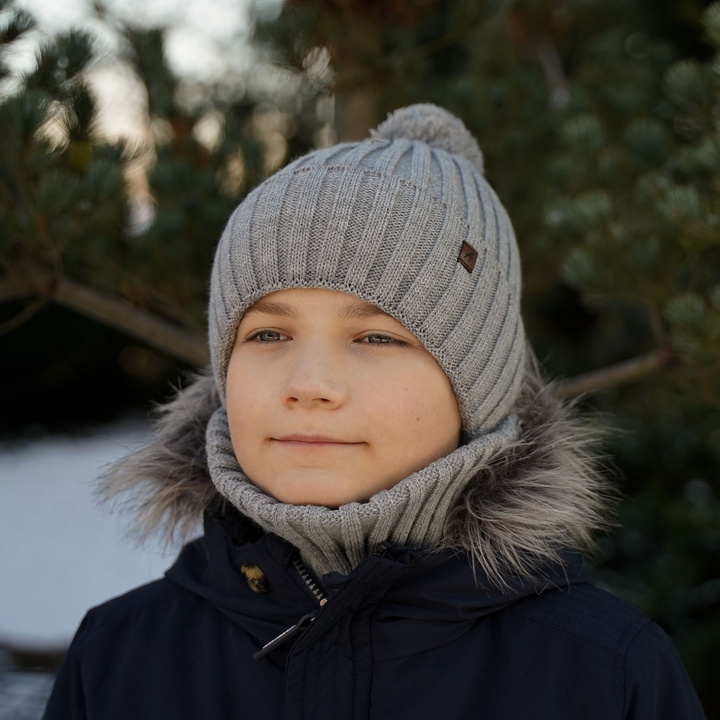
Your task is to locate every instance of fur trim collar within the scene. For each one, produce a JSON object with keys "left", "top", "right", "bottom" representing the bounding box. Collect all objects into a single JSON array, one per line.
[{"left": 99, "top": 357, "right": 615, "bottom": 588}]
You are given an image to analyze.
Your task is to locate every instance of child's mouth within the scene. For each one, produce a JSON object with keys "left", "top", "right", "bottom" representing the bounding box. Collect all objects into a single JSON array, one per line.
[{"left": 272, "top": 434, "right": 361, "bottom": 446}]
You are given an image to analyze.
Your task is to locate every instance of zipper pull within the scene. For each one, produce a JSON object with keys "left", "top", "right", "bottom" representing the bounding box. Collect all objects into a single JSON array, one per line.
[{"left": 254, "top": 612, "right": 317, "bottom": 660}]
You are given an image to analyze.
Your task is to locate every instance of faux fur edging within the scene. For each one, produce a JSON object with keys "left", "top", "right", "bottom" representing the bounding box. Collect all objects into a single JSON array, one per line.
[
  {"left": 97, "top": 368, "right": 223, "bottom": 549},
  {"left": 442, "top": 355, "right": 617, "bottom": 587},
  {"left": 98, "top": 355, "right": 616, "bottom": 586}
]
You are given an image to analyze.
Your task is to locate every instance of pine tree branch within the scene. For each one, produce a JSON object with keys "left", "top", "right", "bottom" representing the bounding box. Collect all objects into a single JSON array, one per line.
[
  {"left": 553, "top": 348, "right": 673, "bottom": 399},
  {"left": 0, "top": 267, "right": 209, "bottom": 366}
]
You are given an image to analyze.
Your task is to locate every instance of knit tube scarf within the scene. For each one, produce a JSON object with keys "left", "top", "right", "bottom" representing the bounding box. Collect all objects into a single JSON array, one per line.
[{"left": 206, "top": 407, "right": 517, "bottom": 578}]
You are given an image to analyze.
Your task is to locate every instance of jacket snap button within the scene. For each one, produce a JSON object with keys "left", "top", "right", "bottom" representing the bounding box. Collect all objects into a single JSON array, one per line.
[{"left": 241, "top": 563, "right": 269, "bottom": 593}]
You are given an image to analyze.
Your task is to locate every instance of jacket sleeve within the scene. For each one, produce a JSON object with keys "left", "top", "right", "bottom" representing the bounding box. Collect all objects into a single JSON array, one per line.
[
  {"left": 41, "top": 615, "right": 90, "bottom": 720},
  {"left": 623, "top": 620, "right": 706, "bottom": 720}
]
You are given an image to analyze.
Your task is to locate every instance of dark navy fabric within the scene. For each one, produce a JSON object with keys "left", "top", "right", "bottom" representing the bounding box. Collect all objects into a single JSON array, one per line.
[{"left": 43, "top": 511, "right": 706, "bottom": 720}]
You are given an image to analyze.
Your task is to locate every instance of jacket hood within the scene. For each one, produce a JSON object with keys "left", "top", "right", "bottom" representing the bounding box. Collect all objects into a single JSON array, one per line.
[{"left": 99, "top": 354, "right": 615, "bottom": 588}]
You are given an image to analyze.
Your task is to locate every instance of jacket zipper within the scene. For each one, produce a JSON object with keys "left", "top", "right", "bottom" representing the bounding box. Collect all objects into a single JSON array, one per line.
[
  {"left": 291, "top": 555, "right": 328, "bottom": 605},
  {"left": 253, "top": 556, "right": 327, "bottom": 661}
]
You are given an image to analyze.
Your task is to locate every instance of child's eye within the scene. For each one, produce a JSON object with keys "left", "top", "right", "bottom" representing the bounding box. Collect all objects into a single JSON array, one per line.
[
  {"left": 247, "top": 330, "right": 287, "bottom": 342},
  {"left": 360, "top": 334, "right": 405, "bottom": 345}
]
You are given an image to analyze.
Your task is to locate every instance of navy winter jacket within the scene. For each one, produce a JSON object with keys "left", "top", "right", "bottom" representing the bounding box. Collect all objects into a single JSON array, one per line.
[{"left": 43, "top": 510, "right": 706, "bottom": 720}]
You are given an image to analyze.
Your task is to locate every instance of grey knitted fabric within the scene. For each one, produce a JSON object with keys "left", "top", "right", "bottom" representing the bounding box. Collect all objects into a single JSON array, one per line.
[
  {"left": 209, "top": 103, "right": 525, "bottom": 439},
  {"left": 206, "top": 406, "right": 517, "bottom": 577}
]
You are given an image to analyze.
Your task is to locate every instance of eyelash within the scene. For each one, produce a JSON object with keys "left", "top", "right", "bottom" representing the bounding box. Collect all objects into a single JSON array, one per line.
[
  {"left": 246, "top": 330, "right": 287, "bottom": 343},
  {"left": 360, "top": 334, "right": 405, "bottom": 346},
  {"left": 245, "top": 330, "right": 406, "bottom": 346}
]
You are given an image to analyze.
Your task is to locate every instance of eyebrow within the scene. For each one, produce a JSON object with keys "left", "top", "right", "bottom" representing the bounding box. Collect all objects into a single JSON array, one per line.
[
  {"left": 242, "top": 297, "right": 390, "bottom": 322},
  {"left": 336, "top": 301, "right": 389, "bottom": 321},
  {"left": 242, "top": 299, "right": 298, "bottom": 320}
]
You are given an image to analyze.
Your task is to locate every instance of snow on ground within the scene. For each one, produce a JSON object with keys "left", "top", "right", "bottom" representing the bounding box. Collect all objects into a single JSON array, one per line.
[
  {"left": 0, "top": 418, "right": 183, "bottom": 650},
  {"left": 0, "top": 670, "right": 54, "bottom": 720}
]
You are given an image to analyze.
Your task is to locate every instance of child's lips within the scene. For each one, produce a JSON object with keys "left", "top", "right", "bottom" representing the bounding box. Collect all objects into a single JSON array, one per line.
[{"left": 272, "top": 434, "right": 362, "bottom": 446}]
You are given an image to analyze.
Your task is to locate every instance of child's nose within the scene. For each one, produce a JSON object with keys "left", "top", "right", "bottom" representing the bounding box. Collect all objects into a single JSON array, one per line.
[{"left": 282, "top": 341, "right": 348, "bottom": 409}]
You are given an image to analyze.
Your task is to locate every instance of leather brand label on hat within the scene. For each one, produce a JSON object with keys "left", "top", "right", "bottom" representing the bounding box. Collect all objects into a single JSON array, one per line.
[{"left": 458, "top": 241, "right": 478, "bottom": 273}]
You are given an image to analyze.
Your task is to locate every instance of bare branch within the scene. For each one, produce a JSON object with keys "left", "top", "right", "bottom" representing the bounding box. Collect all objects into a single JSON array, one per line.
[
  {"left": 0, "top": 275, "right": 35, "bottom": 303},
  {"left": 0, "top": 297, "right": 48, "bottom": 334},
  {"left": 55, "top": 276, "right": 209, "bottom": 366},
  {"left": 553, "top": 348, "right": 673, "bottom": 399},
  {"left": 1, "top": 267, "right": 209, "bottom": 366}
]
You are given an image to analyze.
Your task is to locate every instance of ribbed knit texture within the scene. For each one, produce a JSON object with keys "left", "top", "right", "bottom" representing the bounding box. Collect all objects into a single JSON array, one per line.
[
  {"left": 209, "top": 104, "right": 525, "bottom": 439},
  {"left": 206, "top": 406, "right": 518, "bottom": 577}
]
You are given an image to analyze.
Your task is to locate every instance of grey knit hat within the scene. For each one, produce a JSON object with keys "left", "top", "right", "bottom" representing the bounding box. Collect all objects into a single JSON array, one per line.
[{"left": 209, "top": 103, "right": 525, "bottom": 439}]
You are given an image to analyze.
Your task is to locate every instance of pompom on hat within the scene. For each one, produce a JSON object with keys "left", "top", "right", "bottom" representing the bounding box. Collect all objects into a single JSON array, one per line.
[
  {"left": 209, "top": 103, "right": 525, "bottom": 440},
  {"left": 371, "top": 103, "right": 485, "bottom": 174}
]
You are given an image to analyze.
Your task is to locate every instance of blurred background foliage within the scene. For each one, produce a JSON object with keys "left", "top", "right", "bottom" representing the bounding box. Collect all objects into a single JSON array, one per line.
[{"left": 1, "top": 0, "right": 719, "bottom": 713}]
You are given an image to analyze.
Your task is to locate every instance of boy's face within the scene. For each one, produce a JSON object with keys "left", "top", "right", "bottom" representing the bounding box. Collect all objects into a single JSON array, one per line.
[{"left": 225, "top": 288, "right": 462, "bottom": 507}]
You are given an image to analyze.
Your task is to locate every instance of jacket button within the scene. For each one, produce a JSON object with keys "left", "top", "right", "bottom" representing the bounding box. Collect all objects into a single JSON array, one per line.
[{"left": 241, "top": 563, "right": 270, "bottom": 593}]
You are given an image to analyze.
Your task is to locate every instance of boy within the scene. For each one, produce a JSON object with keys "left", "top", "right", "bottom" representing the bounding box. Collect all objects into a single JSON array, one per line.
[{"left": 43, "top": 104, "right": 706, "bottom": 719}]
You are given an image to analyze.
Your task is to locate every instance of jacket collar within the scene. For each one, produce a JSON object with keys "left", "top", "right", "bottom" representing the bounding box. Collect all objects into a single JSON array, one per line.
[{"left": 166, "top": 508, "right": 588, "bottom": 662}]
